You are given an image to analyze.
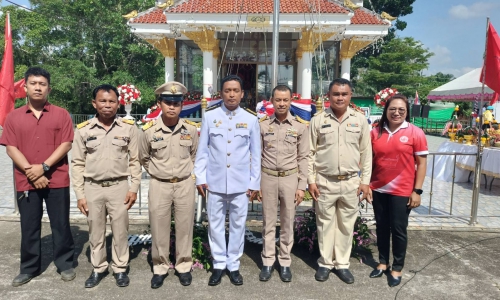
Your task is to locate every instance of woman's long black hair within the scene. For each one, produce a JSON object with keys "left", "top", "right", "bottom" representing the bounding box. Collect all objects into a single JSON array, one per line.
[{"left": 377, "top": 94, "right": 411, "bottom": 139}]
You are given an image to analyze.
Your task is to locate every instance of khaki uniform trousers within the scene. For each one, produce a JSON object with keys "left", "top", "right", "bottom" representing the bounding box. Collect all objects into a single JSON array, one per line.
[
  {"left": 315, "top": 173, "right": 360, "bottom": 270},
  {"left": 261, "top": 172, "right": 298, "bottom": 267},
  {"left": 85, "top": 179, "right": 129, "bottom": 273},
  {"left": 149, "top": 177, "right": 195, "bottom": 274}
]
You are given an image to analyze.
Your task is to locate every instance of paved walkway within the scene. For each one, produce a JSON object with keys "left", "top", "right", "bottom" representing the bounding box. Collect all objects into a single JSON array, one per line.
[{"left": 1, "top": 135, "right": 499, "bottom": 229}]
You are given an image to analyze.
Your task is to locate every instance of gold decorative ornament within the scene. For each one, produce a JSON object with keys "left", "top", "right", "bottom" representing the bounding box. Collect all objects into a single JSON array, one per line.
[
  {"left": 344, "top": 0, "right": 360, "bottom": 10},
  {"left": 381, "top": 12, "right": 397, "bottom": 21},
  {"left": 296, "top": 28, "right": 335, "bottom": 58},
  {"left": 122, "top": 10, "right": 138, "bottom": 19},
  {"left": 145, "top": 38, "right": 176, "bottom": 58},
  {"left": 170, "top": 85, "right": 178, "bottom": 94},
  {"left": 201, "top": 98, "right": 208, "bottom": 110},
  {"left": 183, "top": 28, "right": 219, "bottom": 53},
  {"left": 157, "top": 0, "right": 174, "bottom": 9},
  {"left": 340, "top": 38, "right": 373, "bottom": 60},
  {"left": 316, "top": 98, "right": 324, "bottom": 113}
]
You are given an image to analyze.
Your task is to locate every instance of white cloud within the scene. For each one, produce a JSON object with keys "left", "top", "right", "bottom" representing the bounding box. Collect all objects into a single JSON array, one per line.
[
  {"left": 429, "top": 45, "right": 452, "bottom": 65},
  {"left": 449, "top": 2, "right": 500, "bottom": 19}
]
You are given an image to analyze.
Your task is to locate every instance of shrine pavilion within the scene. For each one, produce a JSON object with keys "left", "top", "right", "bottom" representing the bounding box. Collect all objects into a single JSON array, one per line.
[{"left": 127, "top": 0, "right": 391, "bottom": 114}]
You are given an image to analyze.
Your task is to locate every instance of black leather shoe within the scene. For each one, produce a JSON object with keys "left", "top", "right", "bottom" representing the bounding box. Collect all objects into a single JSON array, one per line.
[
  {"left": 315, "top": 267, "right": 330, "bottom": 282},
  {"left": 12, "top": 273, "right": 37, "bottom": 287},
  {"left": 279, "top": 267, "right": 292, "bottom": 282},
  {"left": 388, "top": 273, "right": 402, "bottom": 287},
  {"left": 85, "top": 271, "right": 107, "bottom": 288},
  {"left": 259, "top": 266, "right": 273, "bottom": 281},
  {"left": 114, "top": 272, "right": 130, "bottom": 287},
  {"left": 208, "top": 269, "right": 223, "bottom": 286},
  {"left": 151, "top": 274, "right": 167, "bottom": 289},
  {"left": 369, "top": 267, "right": 389, "bottom": 278},
  {"left": 178, "top": 272, "right": 192, "bottom": 286},
  {"left": 334, "top": 269, "right": 355, "bottom": 284},
  {"left": 229, "top": 270, "right": 243, "bottom": 285}
]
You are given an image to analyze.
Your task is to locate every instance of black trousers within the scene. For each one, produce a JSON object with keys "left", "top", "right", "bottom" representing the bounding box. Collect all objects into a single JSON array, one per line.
[
  {"left": 16, "top": 187, "right": 75, "bottom": 274},
  {"left": 372, "top": 191, "right": 411, "bottom": 272}
]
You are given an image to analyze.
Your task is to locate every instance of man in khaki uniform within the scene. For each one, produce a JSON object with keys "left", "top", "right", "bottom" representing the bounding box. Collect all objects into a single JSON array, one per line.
[
  {"left": 258, "top": 85, "right": 309, "bottom": 282},
  {"left": 71, "top": 84, "right": 142, "bottom": 288},
  {"left": 139, "top": 81, "right": 199, "bottom": 288},
  {"left": 308, "top": 78, "right": 372, "bottom": 284}
]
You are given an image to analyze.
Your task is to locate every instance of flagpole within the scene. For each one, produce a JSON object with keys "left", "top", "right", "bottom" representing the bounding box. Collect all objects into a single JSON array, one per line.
[
  {"left": 470, "top": 17, "right": 490, "bottom": 225},
  {"left": 271, "top": 0, "right": 280, "bottom": 88}
]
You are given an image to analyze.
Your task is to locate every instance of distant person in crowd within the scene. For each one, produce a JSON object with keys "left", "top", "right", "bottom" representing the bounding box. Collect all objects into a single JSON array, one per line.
[
  {"left": 139, "top": 82, "right": 199, "bottom": 288},
  {"left": 194, "top": 75, "right": 261, "bottom": 286},
  {"left": 257, "top": 85, "right": 309, "bottom": 283},
  {"left": 483, "top": 106, "right": 494, "bottom": 130},
  {"left": 71, "top": 84, "right": 141, "bottom": 288},
  {"left": 368, "top": 94, "right": 428, "bottom": 287},
  {"left": 0, "top": 67, "right": 76, "bottom": 287},
  {"left": 308, "top": 78, "right": 372, "bottom": 284}
]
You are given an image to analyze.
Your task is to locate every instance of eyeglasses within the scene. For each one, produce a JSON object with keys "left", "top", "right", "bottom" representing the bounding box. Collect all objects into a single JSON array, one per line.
[{"left": 388, "top": 108, "right": 406, "bottom": 114}]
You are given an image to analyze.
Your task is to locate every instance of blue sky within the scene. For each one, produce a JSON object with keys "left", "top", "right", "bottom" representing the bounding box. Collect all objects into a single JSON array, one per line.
[{"left": 3, "top": 0, "right": 500, "bottom": 78}]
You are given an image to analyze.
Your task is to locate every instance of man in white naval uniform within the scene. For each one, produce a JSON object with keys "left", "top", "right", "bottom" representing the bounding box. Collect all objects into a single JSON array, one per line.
[{"left": 195, "top": 75, "right": 261, "bottom": 286}]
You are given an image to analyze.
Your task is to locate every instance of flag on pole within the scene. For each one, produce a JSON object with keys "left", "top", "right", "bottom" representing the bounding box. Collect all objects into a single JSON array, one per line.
[
  {"left": 14, "top": 78, "right": 26, "bottom": 99},
  {"left": 480, "top": 22, "right": 500, "bottom": 94},
  {"left": 414, "top": 91, "right": 419, "bottom": 105},
  {"left": 0, "top": 13, "right": 15, "bottom": 127}
]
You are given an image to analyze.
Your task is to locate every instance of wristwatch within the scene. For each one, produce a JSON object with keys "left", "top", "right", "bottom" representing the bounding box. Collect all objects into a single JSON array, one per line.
[
  {"left": 42, "top": 163, "right": 50, "bottom": 173},
  {"left": 413, "top": 188, "right": 423, "bottom": 195}
]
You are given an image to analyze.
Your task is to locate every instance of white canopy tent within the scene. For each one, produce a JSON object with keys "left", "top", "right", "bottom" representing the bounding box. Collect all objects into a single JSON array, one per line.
[{"left": 427, "top": 68, "right": 496, "bottom": 102}]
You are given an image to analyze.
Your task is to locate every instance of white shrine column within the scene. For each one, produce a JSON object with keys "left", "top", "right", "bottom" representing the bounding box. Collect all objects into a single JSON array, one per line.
[
  {"left": 296, "top": 56, "right": 303, "bottom": 94},
  {"left": 340, "top": 39, "right": 372, "bottom": 82},
  {"left": 145, "top": 37, "right": 177, "bottom": 83},
  {"left": 301, "top": 51, "right": 313, "bottom": 100},
  {"left": 212, "top": 57, "right": 218, "bottom": 92},
  {"left": 202, "top": 51, "right": 213, "bottom": 99},
  {"left": 341, "top": 57, "right": 352, "bottom": 81}
]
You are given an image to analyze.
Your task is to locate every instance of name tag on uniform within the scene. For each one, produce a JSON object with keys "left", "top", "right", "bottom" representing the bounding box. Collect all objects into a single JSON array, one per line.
[
  {"left": 114, "top": 136, "right": 130, "bottom": 143},
  {"left": 321, "top": 124, "right": 331, "bottom": 128},
  {"left": 265, "top": 132, "right": 275, "bottom": 136},
  {"left": 236, "top": 123, "right": 247, "bottom": 129},
  {"left": 86, "top": 136, "right": 97, "bottom": 141},
  {"left": 348, "top": 123, "right": 359, "bottom": 127}
]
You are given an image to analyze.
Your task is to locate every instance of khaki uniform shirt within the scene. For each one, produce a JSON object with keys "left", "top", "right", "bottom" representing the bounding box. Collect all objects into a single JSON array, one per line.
[
  {"left": 71, "top": 116, "right": 142, "bottom": 200},
  {"left": 308, "top": 107, "right": 372, "bottom": 185},
  {"left": 260, "top": 113, "right": 309, "bottom": 190},
  {"left": 139, "top": 119, "right": 199, "bottom": 180}
]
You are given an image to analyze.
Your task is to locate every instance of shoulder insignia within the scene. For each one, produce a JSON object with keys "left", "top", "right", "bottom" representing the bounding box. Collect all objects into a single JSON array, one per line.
[
  {"left": 122, "top": 119, "right": 135, "bottom": 125},
  {"left": 76, "top": 120, "right": 89, "bottom": 129},
  {"left": 314, "top": 111, "right": 322, "bottom": 116},
  {"left": 205, "top": 103, "right": 221, "bottom": 112},
  {"left": 245, "top": 107, "right": 257, "bottom": 116},
  {"left": 184, "top": 119, "right": 201, "bottom": 128},
  {"left": 142, "top": 121, "right": 155, "bottom": 131},
  {"left": 259, "top": 115, "right": 268, "bottom": 123},
  {"left": 295, "top": 115, "right": 310, "bottom": 125}
]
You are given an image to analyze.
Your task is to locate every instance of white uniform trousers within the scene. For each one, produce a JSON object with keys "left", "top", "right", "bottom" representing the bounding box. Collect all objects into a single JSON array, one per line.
[{"left": 207, "top": 191, "right": 248, "bottom": 271}]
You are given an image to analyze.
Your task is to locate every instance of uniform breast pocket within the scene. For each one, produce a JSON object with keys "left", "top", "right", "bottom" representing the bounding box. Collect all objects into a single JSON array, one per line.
[
  {"left": 284, "top": 135, "right": 297, "bottom": 154},
  {"left": 151, "top": 141, "right": 169, "bottom": 159},
  {"left": 85, "top": 140, "right": 101, "bottom": 158},
  {"left": 179, "top": 140, "right": 192, "bottom": 159},
  {"left": 345, "top": 127, "right": 361, "bottom": 144},
  {"left": 111, "top": 138, "right": 129, "bottom": 159},
  {"left": 263, "top": 134, "right": 277, "bottom": 152},
  {"left": 235, "top": 129, "right": 249, "bottom": 146},
  {"left": 319, "top": 127, "right": 335, "bottom": 145}
]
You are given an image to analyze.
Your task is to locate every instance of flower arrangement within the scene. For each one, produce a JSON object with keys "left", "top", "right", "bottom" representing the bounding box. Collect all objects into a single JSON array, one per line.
[
  {"left": 462, "top": 126, "right": 479, "bottom": 136},
  {"left": 117, "top": 84, "right": 141, "bottom": 105},
  {"left": 292, "top": 93, "right": 301, "bottom": 100},
  {"left": 294, "top": 208, "right": 373, "bottom": 258},
  {"left": 374, "top": 87, "right": 398, "bottom": 108},
  {"left": 211, "top": 91, "right": 221, "bottom": 100},
  {"left": 184, "top": 91, "right": 202, "bottom": 101}
]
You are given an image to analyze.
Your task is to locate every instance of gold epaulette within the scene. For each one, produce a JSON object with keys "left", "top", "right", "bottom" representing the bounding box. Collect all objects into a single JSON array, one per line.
[
  {"left": 259, "top": 115, "right": 268, "bottom": 123},
  {"left": 205, "top": 103, "right": 220, "bottom": 112},
  {"left": 313, "top": 111, "right": 322, "bottom": 116},
  {"left": 122, "top": 119, "right": 135, "bottom": 125},
  {"left": 184, "top": 119, "right": 201, "bottom": 128},
  {"left": 295, "top": 115, "right": 310, "bottom": 125},
  {"left": 245, "top": 107, "right": 257, "bottom": 116},
  {"left": 76, "top": 120, "right": 90, "bottom": 129},
  {"left": 142, "top": 121, "right": 155, "bottom": 131}
]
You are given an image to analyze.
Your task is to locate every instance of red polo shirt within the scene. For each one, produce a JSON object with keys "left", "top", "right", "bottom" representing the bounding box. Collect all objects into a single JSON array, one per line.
[
  {"left": 0, "top": 102, "right": 74, "bottom": 191},
  {"left": 370, "top": 122, "right": 428, "bottom": 197}
]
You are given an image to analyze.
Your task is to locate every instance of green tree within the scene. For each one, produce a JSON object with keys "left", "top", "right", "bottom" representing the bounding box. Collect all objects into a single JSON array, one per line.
[{"left": 355, "top": 37, "right": 433, "bottom": 97}]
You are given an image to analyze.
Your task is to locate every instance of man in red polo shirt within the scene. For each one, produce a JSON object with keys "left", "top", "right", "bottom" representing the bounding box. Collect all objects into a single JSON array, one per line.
[{"left": 0, "top": 67, "right": 76, "bottom": 287}]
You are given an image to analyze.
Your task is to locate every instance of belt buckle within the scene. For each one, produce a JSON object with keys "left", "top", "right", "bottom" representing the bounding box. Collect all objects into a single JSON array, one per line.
[
  {"left": 337, "top": 175, "right": 346, "bottom": 180},
  {"left": 278, "top": 171, "right": 286, "bottom": 177},
  {"left": 170, "top": 177, "right": 179, "bottom": 183},
  {"left": 101, "top": 181, "right": 111, "bottom": 187}
]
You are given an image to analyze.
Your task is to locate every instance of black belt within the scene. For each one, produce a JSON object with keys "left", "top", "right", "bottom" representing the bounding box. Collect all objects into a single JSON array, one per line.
[
  {"left": 152, "top": 175, "right": 190, "bottom": 183},
  {"left": 85, "top": 176, "right": 128, "bottom": 187}
]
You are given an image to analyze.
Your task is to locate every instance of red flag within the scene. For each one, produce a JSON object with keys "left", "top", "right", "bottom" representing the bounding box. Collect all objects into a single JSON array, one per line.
[
  {"left": 414, "top": 91, "right": 419, "bottom": 105},
  {"left": 0, "top": 13, "right": 14, "bottom": 126},
  {"left": 14, "top": 78, "right": 26, "bottom": 99},
  {"left": 491, "top": 92, "right": 499, "bottom": 105},
  {"left": 480, "top": 22, "right": 500, "bottom": 94}
]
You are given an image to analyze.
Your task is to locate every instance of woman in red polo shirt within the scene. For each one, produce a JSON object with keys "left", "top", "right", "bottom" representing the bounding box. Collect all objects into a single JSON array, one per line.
[{"left": 368, "top": 94, "right": 428, "bottom": 287}]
